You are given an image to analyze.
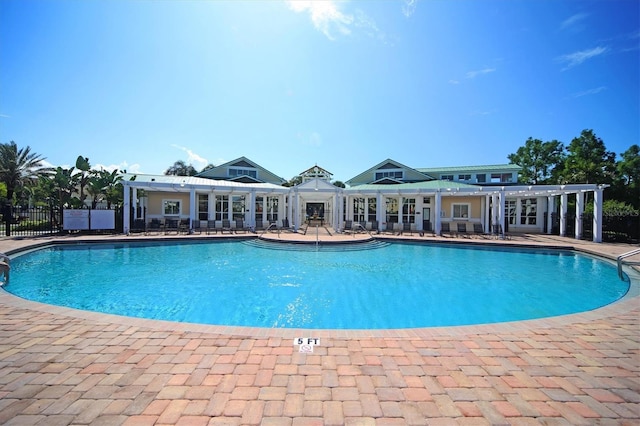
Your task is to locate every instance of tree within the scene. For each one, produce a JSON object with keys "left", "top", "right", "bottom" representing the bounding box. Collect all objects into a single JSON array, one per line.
[
  {"left": 165, "top": 160, "right": 198, "bottom": 176},
  {"left": 74, "top": 155, "right": 92, "bottom": 208},
  {"left": 562, "top": 129, "right": 616, "bottom": 185},
  {"left": 200, "top": 163, "right": 215, "bottom": 173},
  {"left": 507, "top": 137, "right": 565, "bottom": 184},
  {"left": 332, "top": 181, "right": 346, "bottom": 188},
  {"left": 614, "top": 144, "right": 640, "bottom": 208},
  {"left": 87, "top": 169, "right": 123, "bottom": 209},
  {"left": 283, "top": 176, "right": 302, "bottom": 187},
  {"left": 0, "top": 141, "right": 48, "bottom": 235}
]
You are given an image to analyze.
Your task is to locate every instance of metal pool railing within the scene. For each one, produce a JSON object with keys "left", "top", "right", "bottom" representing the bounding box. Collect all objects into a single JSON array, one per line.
[{"left": 617, "top": 248, "right": 640, "bottom": 280}]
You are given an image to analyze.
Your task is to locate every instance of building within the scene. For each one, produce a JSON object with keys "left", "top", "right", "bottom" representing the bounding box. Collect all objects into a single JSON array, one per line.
[{"left": 123, "top": 157, "right": 607, "bottom": 242}]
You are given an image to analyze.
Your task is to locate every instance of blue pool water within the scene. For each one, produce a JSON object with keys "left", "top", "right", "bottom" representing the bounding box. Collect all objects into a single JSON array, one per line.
[{"left": 5, "top": 240, "right": 629, "bottom": 329}]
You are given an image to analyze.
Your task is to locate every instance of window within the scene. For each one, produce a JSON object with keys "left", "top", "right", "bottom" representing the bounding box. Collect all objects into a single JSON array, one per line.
[
  {"left": 458, "top": 174, "right": 471, "bottom": 181},
  {"left": 229, "top": 168, "right": 257, "bottom": 179},
  {"left": 452, "top": 203, "right": 469, "bottom": 219},
  {"left": 385, "top": 197, "right": 398, "bottom": 223},
  {"left": 255, "top": 197, "right": 263, "bottom": 223},
  {"left": 402, "top": 198, "right": 416, "bottom": 223},
  {"left": 163, "top": 200, "right": 180, "bottom": 216},
  {"left": 441, "top": 174, "right": 454, "bottom": 181},
  {"left": 520, "top": 198, "right": 537, "bottom": 225},
  {"left": 197, "top": 194, "right": 208, "bottom": 220},
  {"left": 476, "top": 174, "right": 486, "bottom": 183},
  {"left": 491, "top": 173, "right": 513, "bottom": 183},
  {"left": 353, "top": 197, "right": 365, "bottom": 222},
  {"left": 505, "top": 200, "right": 517, "bottom": 225},
  {"left": 266, "top": 197, "right": 278, "bottom": 222},
  {"left": 215, "top": 195, "right": 228, "bottom": 221},
  {"left": 423, "top": 197, "right": 430, "bottom": 204},
  {"left": 375, "top": 170, "right": 403, "bottom": 180},
  {"left": 232, "top": 195, "right": 245, "bottom": 220},
  {"left": 367, "top": 197, "right": 377, "bottom": 222}
]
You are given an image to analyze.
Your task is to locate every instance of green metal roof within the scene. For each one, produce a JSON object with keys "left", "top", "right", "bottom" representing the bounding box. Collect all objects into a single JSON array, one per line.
[
  {"left": 346, "top": 180, "right": 479, "bottom": 191},
  {"left": 416, "top": 164, "right": 521, "bottom": 173}
]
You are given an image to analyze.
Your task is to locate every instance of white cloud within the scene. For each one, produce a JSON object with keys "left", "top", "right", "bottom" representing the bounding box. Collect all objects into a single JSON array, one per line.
[
  {"left": 560, "top": 12, "right": 588, "bottom": 31},
  {"left": 568, "top": 86, "right": 607, "bottom": 99},
  {"left": 402, "top": 0, "right": 418, "bottom": 18},
  {"left": 287, "top": 0, "right": 387, "bottom": 41},
  {"left": 465, "top": 67, "right": 496, "bottom": 79},
  {"left": 557, "top": 46, "right": 608, "bottom": 70},
  {"left": 171, "top": 144, "right": 209, "bottom": 169}
]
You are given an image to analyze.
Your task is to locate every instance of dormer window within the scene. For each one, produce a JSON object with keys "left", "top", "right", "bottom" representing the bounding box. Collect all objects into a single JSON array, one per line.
[
  {"left": 441, "top": 175, "right": 454, "bottom": 181},
  {"left": 229, "top": 168, "right": 257, "bottom": 179},
  {"left": 491, "top": 173, "right": 513, "bottom": 183},
  {"left": 375, "top": 170, "right": 403, "bottom": 180},
  {"left": 458, "top": 174, "right": 471, "bottom": 181}
]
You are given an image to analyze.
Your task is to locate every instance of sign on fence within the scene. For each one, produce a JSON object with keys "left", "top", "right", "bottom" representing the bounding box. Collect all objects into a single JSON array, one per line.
[{"left": 63, "top": 209, "right": 115, "bottom": 231}]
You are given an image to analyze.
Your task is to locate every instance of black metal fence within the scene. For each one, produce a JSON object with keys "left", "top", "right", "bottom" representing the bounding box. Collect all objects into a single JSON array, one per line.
[
  {"left": 549, "top": 212, "right": 639, "bottom": 244},
  {"left": 1, "top": 206, "right": 123, "bottom": 237}
]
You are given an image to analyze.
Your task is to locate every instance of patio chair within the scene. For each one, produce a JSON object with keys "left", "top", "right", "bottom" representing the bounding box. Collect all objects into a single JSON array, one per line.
[
  {"left": 383, "top": 222, "right": 395, "bottom": 234},
  {"left": 206, "top": 220, "right": 217, "bottom": 235},
  {"left": 178, "top": 218, "right": 191, "bottom": 234},
  {"left": 145, "top": 219, "right": 162, "bottom": 235},
  {"left": 221, "top": 219, "right": 232, "bottom": 234},
  {"left": 472, "top": 223, "right": 488, "bottom": 238},
  {"left": 400, "top": 222, "right": 412, "bottom": 235},
  {"left": 370, "top": 220, "right": 379, "bottom": 234},
  {"left": 342, "top": 220, "right": 353, "bottom": 234},
  {"left": 457, "top": 222, "right": 470, "bottom": 238},
  {"left": 440, "top": 222, "right": 454, "bottom": 237},
  {"left": 164, "top": 218, "right": 179, "bottom": 234},
  {"left": 192, "top": 220, "right": 205, "bottom": 234},
  {"left": 234, "top": 219, "right": 249, "bottom": 233},
  {"left": 130, "top": 219, "right": 146, "bottom": 233},
  {"left": 279, "top": 218, "right": 294, "bottom": 232}
]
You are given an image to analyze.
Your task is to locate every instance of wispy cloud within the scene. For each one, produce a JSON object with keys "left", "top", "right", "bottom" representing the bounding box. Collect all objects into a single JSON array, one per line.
[
  {"left": 0, "top": 113, "right": 10, "bottom": 118},
  {"left": 402, "top": 0, "right": 418, "bottom": 18},
  {"left": 560, "top": 12, "right": 588, "bottom": 31},
  {"left": 556, "top": 46, "right": 608, "bottom": 70},
  {"left": 465, "top": 67, "right": 496, "bottom": 79},
  {"left": 171, "top": 144, "right": 209, "bottom": 168},
  {"left": 567, "top": 86, "right": 607, "bottom": 99},
  {"left": 287, "top": 1, "right": 386, "bottom": 41}
]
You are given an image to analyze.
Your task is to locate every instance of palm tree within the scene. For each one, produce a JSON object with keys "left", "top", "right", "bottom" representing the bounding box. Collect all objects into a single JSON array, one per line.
[{"left": 0, "top": 141, "right": 48, "bottom": 235}]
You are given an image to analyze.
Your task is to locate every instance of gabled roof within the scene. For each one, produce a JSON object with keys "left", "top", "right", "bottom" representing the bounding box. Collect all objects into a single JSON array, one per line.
[
  {"left": 299, "top": 165, "right": 333, "bottom": 177},
  {"left": 294, "top": 178, "right": 339, "bottom": 192},
  {"left": 345, "top": 159, "right": 434, "bottom": 187},
  {"left": 196, "top": 156, "right": 286, "bottom": 185}
]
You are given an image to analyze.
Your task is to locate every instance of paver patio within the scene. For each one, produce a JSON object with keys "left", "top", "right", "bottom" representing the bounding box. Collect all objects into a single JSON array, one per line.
[{"left": 0, "top": 233, "right": 638, "bottom": 425}]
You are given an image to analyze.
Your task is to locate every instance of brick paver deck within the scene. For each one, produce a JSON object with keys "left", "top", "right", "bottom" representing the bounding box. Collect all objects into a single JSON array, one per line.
[{"left": 0, "top": 233, "right": 638, "bottom": 425}]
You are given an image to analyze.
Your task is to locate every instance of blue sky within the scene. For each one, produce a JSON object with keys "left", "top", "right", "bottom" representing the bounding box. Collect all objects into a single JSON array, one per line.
[{"left": 1, "top": 0, "right": 638, "bottom": 183}]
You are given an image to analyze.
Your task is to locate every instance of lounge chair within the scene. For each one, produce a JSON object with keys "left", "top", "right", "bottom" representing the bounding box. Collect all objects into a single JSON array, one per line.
[
  {"left": 472, "top": 223, "right": 488, "bottom": 238},
  {"left": 383, "top": 222, "right": 395, "bottom": 234},
  {"left": 221, "top": 219, "right": 232, "bottom": 234},
  {"left": 254, "top": 221, "right": 266, "bottom": 233},
  {"left": 370, "top": 220, "right": 379, "bottom": 234},
  {"left": 457, "top": 222, "right": 470, "bottom": 238},
  {"left": 191, "top": 220, "right": 204, "bottom": 234},
  {"left": 206, "top": 220, "right": 217, "bottom": 234},
  {"left": 178, "top": 218, "right": 191, "bottom": 234},
  {"left": 440, "top": 222, "right": 454, "bottom": 237},
  {"left": 400, "top": 222, "right": 412, "bottom": 235},
  {"left": 343, "top": 220, "right": 353, "bottom": 234},
  {"left": 145, "top": 219, "right": 162, "bottom": 235},
  {"left": 164, "top": 218, "right": 179, "bottom": 234},
  {"left": 421, "top": 220, "right": 435, "bottom": 237},
  {"left": 131, "top": 219, "right": 146, "bottom": 233},
  {"left": 234, "top": 219, "right": 249, "bottom": 233},
  {"left": 279, "top": 218, "right": 294, "bottom": 232},
  {"left": 492, "top": 224, "right": 511, "bottom": 240}
]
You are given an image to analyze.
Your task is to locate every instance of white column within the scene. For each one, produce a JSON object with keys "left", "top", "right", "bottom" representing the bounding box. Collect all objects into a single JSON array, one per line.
[
  {"left": 376, "top": 192, "right": 384, "bottom": 231},
  {"left": 287, "top": 192, "right": 293, "bottom": 226},
  {"left": 189, "top": 188, "right": 196, "bottom": 231},
  {"left": 434, "top": 191, "right": 442, "bottom": 235},
  {"left": 123, "top": 183, "right": 131, "bottom": 234},
  {"left": 575, "top": 192, "right": 584, "bottom": 239},
  {"left": 593, "top": 188, "right": 604, "bottom": 243},
  {"left": 498, "top": 191, "right": 506, "bottom": 238},
  {"left": 295, "top": 192, "right": 301, "bottom": 231},
  {"left": 132, "top": 188, "right": 138, "bottom": 220},
  {"left": 490, "top": 194, "right": 498, "bottom": 234},
  {"left": 484, "top": 195, "right": 490, "bottom": 234},
  {"left": 559, "top": 193, "right": 568, "bottom": 237},
  {"left": 208, "top": 192, "right": 215, "bottom": 220},
  {"left": 248, "top": 190, "right": 256, "bottom": 229},
  {"left": 546, "top": 196, "right": 555, "bottom": 234},
  {"left": 337, "top": 193, "right": 344, "bottom": 230},
  {"left": 398, "top": 197, "right": 404, "bottom": 227}
]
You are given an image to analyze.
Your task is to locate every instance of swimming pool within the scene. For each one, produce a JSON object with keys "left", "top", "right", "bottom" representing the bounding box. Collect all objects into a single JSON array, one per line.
[{"left": 5, "top": 240, "right": 630, "bottom": 329}]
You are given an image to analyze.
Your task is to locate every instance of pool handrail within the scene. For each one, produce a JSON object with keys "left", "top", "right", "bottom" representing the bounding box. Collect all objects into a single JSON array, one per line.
[{"left": 617, "top": 247, "right": 640, "bottom": 280}]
